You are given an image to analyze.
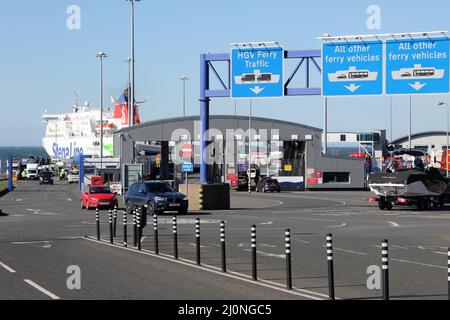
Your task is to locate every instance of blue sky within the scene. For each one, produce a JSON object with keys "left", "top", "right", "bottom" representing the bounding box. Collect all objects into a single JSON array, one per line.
[{"left": 1, "top": 0, "right": 449, "bottom": 146}]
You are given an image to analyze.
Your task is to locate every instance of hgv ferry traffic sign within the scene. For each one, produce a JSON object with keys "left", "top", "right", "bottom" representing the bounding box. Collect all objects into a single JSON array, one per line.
[
  {"left": 322, "top": 40, "right": 383, "bottom": 96},
  {"left": 231, "top": 47, "right": 284, "bottom": 99},
  {"left": 386, "top": 37, "right": 450, "bottom": 95}
]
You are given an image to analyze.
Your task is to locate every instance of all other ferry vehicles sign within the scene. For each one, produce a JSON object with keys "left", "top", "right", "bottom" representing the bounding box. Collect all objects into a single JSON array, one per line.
[
  {"left": 322, "top": 40, "right": 383, "bottom": 96},
  {"left": 231, "top": 47, "right": 284, "bottom": 99},
  {"left": 386, "top": 37, "right": 450, "bottom": 95}
]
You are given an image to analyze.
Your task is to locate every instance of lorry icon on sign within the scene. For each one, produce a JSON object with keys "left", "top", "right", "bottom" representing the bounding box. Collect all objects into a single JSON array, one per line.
[{"left": 235, "top": 70, "right": 281, "bottom": 85}]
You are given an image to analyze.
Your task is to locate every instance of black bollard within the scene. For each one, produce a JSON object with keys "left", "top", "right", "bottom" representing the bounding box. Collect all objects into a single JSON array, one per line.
[
  {"left": 108, "top": 209, "right": 113, "bottom": 244},
  {"left": 123, "top": 210, "right": 127, "bottom": 247},
  {"left": 173, "top": 216, "right": 178, "bottom": 259},
  {"left": 153, "top": 214, "right": 159, "bottom": 254},
  {"left": 285, "top": 229, "right": 292, "bottom": 289},
  {"left": 447, "top": 248, "right": 449, "bottom": 300},
  {"left": 251, "top": 225, "right": 257, "bottom": 281},
  {"left": 382, "top": 239, "right": 389, "bottom": 300},
  {"left": 196, "top": 218, "right": 201, "bottom": 265},
  {"left": 326, "top": 233, "right": 335, "bottom": 300},
  {"left": 96, "top": 207, "right": 100, "bottom": 240},
  {"left": 113, "top": 206, "right": 118, "bottom": 237},
  {"left": 133, "top": 209, "right": 137, "bottom": 247},
  {"left": 220, "top": 221, "right": 226, "bottom": 272},
  {"left": 137, "top": 208, "right": 142, "bottom": 251}
]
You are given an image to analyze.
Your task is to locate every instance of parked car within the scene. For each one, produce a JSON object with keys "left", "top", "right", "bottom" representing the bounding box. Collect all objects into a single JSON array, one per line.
[
  {"left": 67, "top": 171, "right": 79, "bottom": 184},
  {"left": 256, "top": 177, "right": 281, "bottom": 193},
  {"left": 38, "top": 171, "right": 54, "bottom": 185},
  {"left": 125, "top": 181, "right": 189, "bottom": 215},
  {"left": 81, "top": 184, "right": 118, "bottom": 210}
]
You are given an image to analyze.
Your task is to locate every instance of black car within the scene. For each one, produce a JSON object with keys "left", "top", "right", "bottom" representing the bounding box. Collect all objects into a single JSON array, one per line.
[
  {"left": 125, "top": 181, "right": 189, "bottom": 215},
  {"left": 256, "top": 177, "right": 281, "bottom": 193},
  {"left": 38, "top": 171, "right": 54, "bottom": 185}
]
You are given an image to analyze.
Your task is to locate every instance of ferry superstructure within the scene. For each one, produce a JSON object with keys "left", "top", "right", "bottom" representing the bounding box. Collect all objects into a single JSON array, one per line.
[{"left": 42, "top": 90, "right": 140, "bottom": 160}]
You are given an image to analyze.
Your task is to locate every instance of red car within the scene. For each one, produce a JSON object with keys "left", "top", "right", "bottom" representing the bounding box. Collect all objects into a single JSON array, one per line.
[{"left": 81, "top": 184, "right": 118, "bottom": 210}]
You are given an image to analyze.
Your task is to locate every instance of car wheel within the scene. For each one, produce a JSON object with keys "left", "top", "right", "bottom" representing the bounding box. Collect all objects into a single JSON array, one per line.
[
  {"left": 417, "top": 199, "right": 425, "bottom": 211},
  {"left": 126, "top": 201, "right": 133, "bottom": 215},
  {"left": 146, "top": 202, "right": 155, "bottom": 215},
  {"left": 178, "top": 207, "right": 188, "bottom": 215}
]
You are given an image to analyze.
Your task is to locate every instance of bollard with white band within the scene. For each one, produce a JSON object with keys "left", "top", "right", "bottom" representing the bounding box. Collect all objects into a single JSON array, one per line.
[
  {"left": 108, "top": 209, "right": 113, "bottom": 244},
  {"left": 137, "top": 207, "right": 142, "bottom": 251},
  {"left": 285, "top": 229, "right": 292, "bottom": 289},
  {"left": 123, "top": 210, "right": 127, "bottom": 247},
  {"left": 173, "top": 216, "right": 178, "bottom": 259},
  {"left": 220, "top": 221, "right": 226, "bottom": 272},
  {"left": 133, "top": 209, "right": 137, "bottom": 247},
  {"left": 96, "top": 207, "right": 100, "bottom": 241},
  {"left": 195, "top": 218, "right": 201, "bottom": 265},
  {"left": 326, "top": 233, "right": 335, "bottom": 300},
  {"left": 113, "top": 206, "right": 118, "bottom": 237},
  {"left": 251, "top": 225, "right": 257, "bottom": 281},
  {"left": 382, "top": 239, "right": 389, "bottom": 300},
  {"left": 153, "top": 214, "right": 159, "bottom": 254}
]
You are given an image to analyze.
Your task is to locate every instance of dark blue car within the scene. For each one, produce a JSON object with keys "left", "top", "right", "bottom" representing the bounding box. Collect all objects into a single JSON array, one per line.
[{"left": 125, "top": 181, "right": 189, "bottom": 215}]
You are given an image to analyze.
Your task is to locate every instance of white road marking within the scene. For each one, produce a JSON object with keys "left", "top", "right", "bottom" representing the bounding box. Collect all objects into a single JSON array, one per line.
[
  {"left": 67, "top": 198, "right": 73, "bottom": 202},
  {"left": 83, "top": 237, "right": 326, "bottom": 300},
  {"left": 391, "top": 258, "right": 446, "bottom": 270},
  {"left": 0, "top": 261, "right": 16, "bottom": 273},
  {"left": 286, "top": 216, "right": 336, "bottom": 223},
  {"left": 388, "top": 221, "right": 401, "bottom": 228},
  {"left": 188, "top": 243, "right": 209, "bottom": 248},
  {"left": 322, "top": 245, "right": 367, "bottom": 256},
  {"left": 243, "top": 249, "right": 285, "bottom": 259},
  {"left": 16, "top": 199, "right": 22, "bottom": 202},
  {"left": 432, "top": 251, "right": 447, "bottom": 255},
  {"left": 291, "top": 238, "right": 310, "bottom": 244},
  {"left": 238, "top": 243, "right": 277, "bottom": 248},
  {"left": 326, "top": 222, "right": 347, "bottom": 228},
  {"left": 24, "top": 280, "right": 60, "bottom": 300},
  {"left": 260, "top": 220, "right": 273, "bottom": 225}
]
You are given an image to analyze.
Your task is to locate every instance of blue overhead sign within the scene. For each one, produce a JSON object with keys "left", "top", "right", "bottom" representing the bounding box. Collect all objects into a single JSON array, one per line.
[
  {"left": 322, "top": 41, "right": 383, "bottom": 96},
  {"left": 182, "top": 161, "right": 194, "bottom": 173},
  {"left": 386, "top": 37, "right": 450, "bottom": 95},
  {"left": 231, "top": 47, "right": 284, "bottom": 99}
]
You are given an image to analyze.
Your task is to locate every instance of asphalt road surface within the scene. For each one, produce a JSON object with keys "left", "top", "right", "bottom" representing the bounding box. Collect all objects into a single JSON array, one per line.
[{"left": 0, "top": 180, "right": 449, "bottom": 300}]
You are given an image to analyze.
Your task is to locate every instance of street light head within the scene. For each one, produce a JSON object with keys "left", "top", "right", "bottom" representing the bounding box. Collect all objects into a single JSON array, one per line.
[{"left": 96, "top": 52, "right": 108, "bottom": 59}]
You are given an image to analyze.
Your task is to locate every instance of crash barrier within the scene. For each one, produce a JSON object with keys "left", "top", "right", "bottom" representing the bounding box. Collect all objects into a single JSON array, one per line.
[
  {"left": 179, "top": 183, "right": 230, "bottom": 211},
  {"left": 93, "top": 215, "right": 449, "bottom": 300}
]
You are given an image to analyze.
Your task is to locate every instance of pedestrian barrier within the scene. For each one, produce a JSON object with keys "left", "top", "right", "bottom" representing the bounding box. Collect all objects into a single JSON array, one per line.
[
  {"left": 173, "top": 216, "right": 178, "bottom": 259},
  {"left": 382, "top": 239, "right": 389, "bottom": 300},
  {"left": 326, "top": 233, "right": 335, "bottom": 300},
  {"left": 220, "top": 221, "right": 226, "bottom": 273},
  {"left": 113, "top": 206, "right": 118, "bottom": 237},
  {"left": 123, "top": 210, "right": 127, "bottom": 247},
  {"left": 90, "top": 212, "right": 449, "bottom": 300},
  {"left": 96, "top": 207, "right": 100, "bottom": 241},
  {"left": 108, "top": 209, "right": 113, "bottom": 244},
  {"left": 195, "top": 218, "right": 201, "bottom": 265},
  {"left": 137, "top": 207, "right": 142, "bottom": 251},
  {"left": 153, "top": 214, "right": 159, "bottom": 254},
  {"left": 251, "top": 225, "right": 257, "bottom": 281},
  {"left": 285, "top": 229, "right": 292, "bottom": 289}
]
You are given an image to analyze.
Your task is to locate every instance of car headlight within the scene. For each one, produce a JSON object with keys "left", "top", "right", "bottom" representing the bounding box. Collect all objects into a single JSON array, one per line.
[
  {"left": 182, "top": 196, "right": 188, "bottom": 201},
  {"left": 154, "top": 197, "right": 165, "bottom": 201},
  {"left": 90, "top": 197, "right": 99, "bottom": 202}
]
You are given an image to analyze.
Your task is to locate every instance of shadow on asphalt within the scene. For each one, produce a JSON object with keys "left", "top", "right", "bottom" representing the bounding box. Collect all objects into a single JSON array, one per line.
[{"left": 0, "top": 211, "right": 9, "bottom": 217}]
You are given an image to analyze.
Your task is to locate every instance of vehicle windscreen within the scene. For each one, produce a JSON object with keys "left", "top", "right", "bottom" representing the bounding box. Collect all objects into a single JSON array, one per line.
[
  {"left": 145, "top": 183, "right": 174, "bottom": 193},
  {"left": 90, "top": 187, "right": 112, "bottom": 194},
  {"left": 40, "top": 172, "right": 53, "bottom": 177}
]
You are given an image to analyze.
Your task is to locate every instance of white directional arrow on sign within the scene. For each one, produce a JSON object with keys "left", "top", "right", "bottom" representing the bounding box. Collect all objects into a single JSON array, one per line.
[
  {"left": 344, "top": 84, "right": 361, "bottom": 93},
  {"left": 250, "top": 86, "right": 265, "bottom": 95},
  {"left": 409, "top": 82, "right": 427, "bottom": 91}
]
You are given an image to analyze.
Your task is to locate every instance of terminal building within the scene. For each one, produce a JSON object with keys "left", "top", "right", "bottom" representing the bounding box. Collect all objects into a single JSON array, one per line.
[{"left": 113, "top": 115, "right": 366, "bottom": 191}]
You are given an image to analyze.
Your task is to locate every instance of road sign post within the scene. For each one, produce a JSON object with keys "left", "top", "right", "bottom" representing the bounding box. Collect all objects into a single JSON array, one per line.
[
  {"left": 182, "top": 161, "right": 193, "bottom": 197},
  {"left": 231, "top": 47, "right": 284, "bottom": 99}
]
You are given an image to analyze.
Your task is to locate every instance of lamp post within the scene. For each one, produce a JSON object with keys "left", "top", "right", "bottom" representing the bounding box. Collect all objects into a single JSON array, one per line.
[
  {"left": 126, "top": 57, "right": 132, "bottom": 126},
  {"left": 181, "top": 76, "right": 189, "bottom": 117},
  {"left": 96, "top": 51, "right": 108, "bottom": 174},
  {"left": 126, "top": 0, "right": 141, "bottom": 127},
  {"left": 438, "top": 102, "right": 449, "bottom": 178}
]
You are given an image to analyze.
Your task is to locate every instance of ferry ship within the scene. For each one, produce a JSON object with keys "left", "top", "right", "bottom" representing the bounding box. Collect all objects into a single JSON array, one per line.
[{"left": 42, "top": 90, "right": 141, "bottom": 160}]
